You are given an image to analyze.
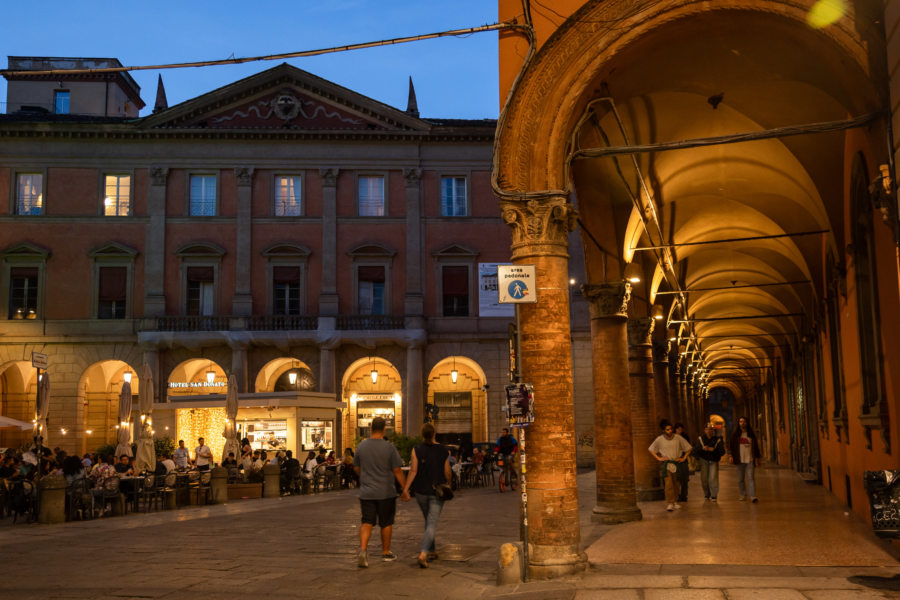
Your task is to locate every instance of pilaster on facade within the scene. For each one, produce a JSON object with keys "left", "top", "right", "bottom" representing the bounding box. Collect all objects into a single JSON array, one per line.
[
  {"left": 404, "top": 168, "right": 424, "bottom": 316},
  {"left": 232, "top": 167, "right": 254, "bottom": 316},
  {"left": 144, "top": 166, "right": 169, "bottom": 316},
  {"left": 319, "top": 168, "right": 340, "bottom": 316}
]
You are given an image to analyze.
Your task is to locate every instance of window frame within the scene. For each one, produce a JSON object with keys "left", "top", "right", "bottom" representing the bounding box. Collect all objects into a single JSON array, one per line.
[
  {"left": 175, "top": 243, "right": 225, "bottom": 316},
  {"left": 54, "top": 90, "right": 70, "bottom": 115},
  {"left": 356, "top": 173, "right": 387, "bottom": 217},
  {"left": 187, "top": 172, "right": 219, "bottom": 217},
  {"left": 348, "top": 244, "right": 395, "bottom": 315},
  {"left": 439, "top": 174, "right": 470, "bottom": 217},
  {"left": 431, "top": 245, "right": 479, "bottom": 318},
  {"left": 0, "top": 243, "right": 49, "bottom": 321},
  {"left": 263, "top": 244, "right": 310, "bottom": 316},
  {"left": 100, "top": 172, "right": 134, "bottom": 217},
  {"left": 272, "top": 173, "right": 304, "bottom": 217},
  {"left": 11, "top": 170, "right": 47, "bottom": 216},
  {"left": 89, "top": 242, "right": 138, "bottom": 320}
]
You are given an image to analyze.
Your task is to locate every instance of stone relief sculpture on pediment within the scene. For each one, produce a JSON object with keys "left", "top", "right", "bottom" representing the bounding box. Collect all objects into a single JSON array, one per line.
[{"left": 199, "top": 90, "right": 377, "bottom": 130}]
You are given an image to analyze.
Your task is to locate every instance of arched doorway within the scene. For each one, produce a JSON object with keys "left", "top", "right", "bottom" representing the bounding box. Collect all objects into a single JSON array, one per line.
[
  {"left": 426, "top": 356, "right": 488, "bottom": 447},
  {"left": 0, "top": 361, "right": 38, "bottom": 449},
  {"left": 254, "top": 357, "right": 317, "bottom": 392},
  {"left": 342, "top": 357, "right": 402, "bottom": 441},
  {"left": 79, "top": 360, "right": 140, "bottom": 452}
]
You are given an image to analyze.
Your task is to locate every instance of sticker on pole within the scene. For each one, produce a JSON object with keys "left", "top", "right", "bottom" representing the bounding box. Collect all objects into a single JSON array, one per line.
[
  {"left": 497, "top": 265, "right": 537, "bottom": 303},
  {"left": 506, "top": 383, "right": 535, "bottom": 428}
]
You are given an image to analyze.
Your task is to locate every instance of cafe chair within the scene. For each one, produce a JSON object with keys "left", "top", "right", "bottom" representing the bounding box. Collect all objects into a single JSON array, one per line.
[
  {"left": 66, "top": 478, "right": 94, "bottom": 521},
  {"left": 192, "top": 471, "right": 212, "bottom": 505},
  {"left": 138, "top": 474, "right": 158, "bottom": 512},
  {"left": 101, "top": 477, "right": 124, "bottom": 515}
]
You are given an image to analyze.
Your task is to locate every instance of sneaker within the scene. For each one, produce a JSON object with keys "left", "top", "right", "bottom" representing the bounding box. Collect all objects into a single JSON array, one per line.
[
  {"left": 738, "top": 495, "right": 746, "bottom": 501},
  {"left": 673, "top": 503, "right": 681, "bottom": 509},
  {"left": 704, "top": 496, "right": 710, "bottom": 501},
  {"left": 357, "top": 550, "right": 368, "bottom": 568},
  {"left": 382, "top": 551, "right": 396, "bottom": 562},
  {"left": 666, "top": 503, "right": 674, "bottom": 511},
  {"left": 751, "top": 497, "right": 759, "bottom": 503},
  {"left": 710, "top": 497, "right": 717, "bottom": 502}
]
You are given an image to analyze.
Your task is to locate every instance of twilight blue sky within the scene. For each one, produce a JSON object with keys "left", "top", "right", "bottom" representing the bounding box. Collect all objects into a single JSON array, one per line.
[{"left": 1, "top": 1, "right": 500, "bottom": 119}]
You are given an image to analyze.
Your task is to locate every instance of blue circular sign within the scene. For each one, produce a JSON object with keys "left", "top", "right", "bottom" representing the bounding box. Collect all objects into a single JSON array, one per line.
[{"left": 507, "top": 280, "right": 529, "bottom": 299}]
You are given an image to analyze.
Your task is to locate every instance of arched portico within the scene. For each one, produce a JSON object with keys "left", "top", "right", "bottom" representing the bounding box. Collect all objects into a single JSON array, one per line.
[{"left": 495, "top": 0, "right": 886, "bottom": 579}]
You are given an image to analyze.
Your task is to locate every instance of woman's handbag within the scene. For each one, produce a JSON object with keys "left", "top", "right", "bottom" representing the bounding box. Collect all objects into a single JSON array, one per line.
[
  {"left": 433, "top": 482, "right": 454, "bottom": 501},
  {"left": 687, "top": 454, "right": 700, "bottom": 473}
]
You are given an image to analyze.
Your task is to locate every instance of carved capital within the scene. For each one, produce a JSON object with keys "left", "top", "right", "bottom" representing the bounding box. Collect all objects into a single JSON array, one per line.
[
  {"left": 582, "top": 281, "right": 630, "bottom": 320},
  {"left": 627, "top": 317, "right": 655, "bottom": 347},
  {"left": 500, "top": 196, "right": 578, "bottom": 259},
  {"left": 652, "top": 339, "right": 671, "bottom": 363},
  {"left": 319, "top": 168, "right": 339, "bottom": 188},
  {"left": 403, "top": 168, "right": 422, "bottom": 188},
  {"left": 149, "top": 167, "right": 169, "bottom": 186},
  {"left": 234, "top": 167, "right": 254, "bottom": 186}
]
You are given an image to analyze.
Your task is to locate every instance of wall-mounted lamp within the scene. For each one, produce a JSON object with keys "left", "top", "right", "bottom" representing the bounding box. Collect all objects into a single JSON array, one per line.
[
  {"left": 370, "top": 356, "right": 378, "bottom": 384},
  {"left": 624, "top": 262, "right": 642, "bottom": 284},
  {"left": 288, "top": 360, "right": 298, "bottom": 386},
  {"left": 123, "top": 371, "right": 133, "bottom": 384},
  {"left": 206, "top": 362, "right": 215, "bottom": 384},
  {"left": 450, "top": 356, "right": 458, "bottom": 384}
]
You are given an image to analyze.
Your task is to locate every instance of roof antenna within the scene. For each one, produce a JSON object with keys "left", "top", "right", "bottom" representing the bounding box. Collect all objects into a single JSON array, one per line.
[{"left": 406, "top": 76, "right": 419, "bottom": 118}]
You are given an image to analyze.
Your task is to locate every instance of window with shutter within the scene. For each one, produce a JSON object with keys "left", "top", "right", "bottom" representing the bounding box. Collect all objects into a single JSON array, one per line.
[
  {"left": 442, "top": 265, "right": 469, "bottom": 317},
  {"left": 98, "top": 267, "right": 127, "bottom": 319}
]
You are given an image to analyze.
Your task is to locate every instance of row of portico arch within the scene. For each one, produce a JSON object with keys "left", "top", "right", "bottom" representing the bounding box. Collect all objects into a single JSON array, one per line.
[{"left": 0, "top": 352, "right": 489, "bottom": 453}]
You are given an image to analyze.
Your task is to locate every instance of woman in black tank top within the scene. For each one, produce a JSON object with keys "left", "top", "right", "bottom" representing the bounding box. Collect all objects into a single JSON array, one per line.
[{"left": 401, "top": 423, "right": 451, "bottom": 568}]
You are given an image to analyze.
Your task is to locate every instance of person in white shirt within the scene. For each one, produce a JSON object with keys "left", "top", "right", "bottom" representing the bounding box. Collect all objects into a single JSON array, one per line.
[
  {"left": 173, "top": 440, "right": 190, "bottom": 469},
  {"left": 161, "top": 455, "right": 176, "bottom": 473},
  {"left": 195, "top": 437, "right": 213, "bottom": 471},
  {"left": 649, "top": 420, "right": 692, "bottom": 512}
]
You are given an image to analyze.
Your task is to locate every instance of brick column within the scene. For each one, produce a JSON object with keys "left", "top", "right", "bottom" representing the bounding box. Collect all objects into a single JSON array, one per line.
[
  {"left": 144, "top": 167, "right": 168, "bottom": 316},
  {"left": 629, "top": 318, "right": 662, "bottom": 501},
  {"left": 668, "top": 346, "right": 682, "bottom": 424},
  {"left": 652, "top": 339, "right": 671, "bottom": 424},
  {"left": 404, "top": 343, "right": 424, "bottom": 435},
  {"left": 500, "top": 196, "right": 585, "bottom": 578},
  {"left": 403, "top": 168, "right": 424, "bottom": 316},
  {"left": 582, "top": 282, "right": 642, "bottom": 524}
]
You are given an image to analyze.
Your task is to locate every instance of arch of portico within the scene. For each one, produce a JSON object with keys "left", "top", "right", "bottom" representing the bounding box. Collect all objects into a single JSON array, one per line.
[{"left": 494, "top": 0, "right": 886, "bottom": 579}]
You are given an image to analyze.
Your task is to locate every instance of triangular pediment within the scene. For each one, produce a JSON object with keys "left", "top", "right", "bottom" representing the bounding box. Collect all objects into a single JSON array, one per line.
[
  {"left": 1, "top": 242, "right": 50, "bottom": 259},
  {"left": 431, "top": 244, "right": 479, "bottom": 258},
  {"left": 89, "top": 241, "right": 138, "bottom": 258},
  {"left": 142, "top": 63, "right": 429, "bottom": 132}
]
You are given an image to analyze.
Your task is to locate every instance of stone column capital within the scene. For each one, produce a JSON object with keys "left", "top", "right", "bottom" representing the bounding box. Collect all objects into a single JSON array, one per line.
[
  {"left": 627, "top": 317, "right": 655, "bottom": 347},
  {"left": 234, "top": 167, "right": 254, "bottom": 186},
  {"left": 402, "top": 168, "right": 422, "bottom": 187},
  {"left": 319, "top": 168, "right": 339, "bottom": 187},
  {"left": 149, "top": 167, "right": 169, "bottom": 186},
  {"left": 652, "top": 339, "right": 671, "bottom": 363},
  {"left": 582, "top": 281, "right": 631, "bottom": 320},
  {"left": 499, "top": 195, "right": 577, "bottom": 259}
]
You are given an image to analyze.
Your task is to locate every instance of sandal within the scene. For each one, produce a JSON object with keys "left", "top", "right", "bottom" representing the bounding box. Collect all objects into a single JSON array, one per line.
[{"left": 417, "top": 555, "right": 429, "bottom": 569}]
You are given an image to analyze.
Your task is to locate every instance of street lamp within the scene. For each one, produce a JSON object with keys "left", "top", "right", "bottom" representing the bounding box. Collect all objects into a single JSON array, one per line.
[
  {"left": 450, "top": 356, "right": 458, "bottom": 384},
  {"left": 206, "top": 362, "right": 215, "bottom": 384},
  {"left": 288, "top": 360, "right": 298, "bottom": 386},
  {"left": 370, "top": 356, "right": 378, "bottom": 384}
]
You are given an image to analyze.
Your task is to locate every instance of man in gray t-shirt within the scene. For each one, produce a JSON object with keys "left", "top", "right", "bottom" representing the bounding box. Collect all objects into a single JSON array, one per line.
[{"left": 353, "top": 417, "right": 408, "bottom": 567}]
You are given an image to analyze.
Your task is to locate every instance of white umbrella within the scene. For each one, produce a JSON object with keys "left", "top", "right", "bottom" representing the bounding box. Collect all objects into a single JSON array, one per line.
[
  {"left": 33, "top": 373, "right": 50, "bottom": 447},
  {"left": 134, "top": 364, "right": 156, "bottom": 473},
  {"left": 0, "top": 415, "right": 32, "bottom": 431},
  {"left": 114, "top": 380, "right": 133, "bottom": 458},
  {"left": 222, "top": 373, "right": 241, "bottom": 463}
]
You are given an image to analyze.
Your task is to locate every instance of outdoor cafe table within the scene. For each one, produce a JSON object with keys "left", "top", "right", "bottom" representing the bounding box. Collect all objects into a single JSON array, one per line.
[{"left": 117, "top": 476, "right": 145, "bottom": 512}]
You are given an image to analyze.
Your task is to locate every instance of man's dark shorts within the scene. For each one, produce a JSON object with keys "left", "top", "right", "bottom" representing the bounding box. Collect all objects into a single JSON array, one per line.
[{"left": 360, "top": 498, "right": 397, "bottom": 527}]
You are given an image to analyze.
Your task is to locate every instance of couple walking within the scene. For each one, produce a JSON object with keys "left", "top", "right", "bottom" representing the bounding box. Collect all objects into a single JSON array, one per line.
[{"left": 353, "top": 417, "right": 452, "bottom": 569}]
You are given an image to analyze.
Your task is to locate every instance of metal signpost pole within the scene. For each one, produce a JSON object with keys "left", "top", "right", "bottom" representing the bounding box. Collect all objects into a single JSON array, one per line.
[{"left": 515, "top": 303, "right": 529, "bottom": 582}]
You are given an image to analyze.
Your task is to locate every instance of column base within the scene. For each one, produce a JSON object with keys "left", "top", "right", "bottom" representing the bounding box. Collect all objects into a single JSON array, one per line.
[
  {"left": 636, "top": 486, "right": 665, "bottom": 502},
  {"left": 592, "top": 503, "right": 643, "bottom": 524},
  {"left": 527, "top": 545, "right": 587, "bottom": 580}
]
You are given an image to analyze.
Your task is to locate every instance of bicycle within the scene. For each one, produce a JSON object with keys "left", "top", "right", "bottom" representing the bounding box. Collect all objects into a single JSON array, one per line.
[{"left": 498, "top": 454, "right": 518, "bottom": 492}]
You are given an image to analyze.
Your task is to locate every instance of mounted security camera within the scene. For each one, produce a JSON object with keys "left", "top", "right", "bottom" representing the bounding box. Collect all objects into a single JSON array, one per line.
[{"left": 481, "top": 384, "right": 490, "bottom": 391}]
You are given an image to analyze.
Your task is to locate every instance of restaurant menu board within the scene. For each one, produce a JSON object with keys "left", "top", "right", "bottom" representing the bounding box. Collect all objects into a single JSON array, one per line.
[{"left": 505, "top": 383, "right": 535, "bottom": 428}]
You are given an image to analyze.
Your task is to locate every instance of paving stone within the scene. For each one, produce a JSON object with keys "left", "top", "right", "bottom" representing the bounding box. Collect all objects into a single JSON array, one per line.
[
  {"left": 726, "top": 589, "right": 808, "bottom": 600},
  {"left": 573, "top": 591, "right": 639, "bottom": 600},
  {"left": 690, "top": 576, "right": 864, "bottom": 589},
  {"left": 803, "top": 591, "right": 895, "bottom": 600},
  {"left": 580, "top": 574, "right": 685, "bottom": 588},
  {"left": 645, "top": 590, "right": 724, "bottom": 600}
]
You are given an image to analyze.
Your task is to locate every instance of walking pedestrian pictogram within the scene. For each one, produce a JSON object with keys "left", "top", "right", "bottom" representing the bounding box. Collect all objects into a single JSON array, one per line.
[
  {"left": 508, "top": 280, "right": 529, "bottom": 299},
  {"left": 497, "top": 265, "right": 537, "bottom": 304}
]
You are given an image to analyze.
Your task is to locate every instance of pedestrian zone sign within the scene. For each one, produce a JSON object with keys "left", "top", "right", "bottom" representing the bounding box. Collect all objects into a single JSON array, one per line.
[{"left": 497, "top": 265, "right": 537, "bottom": 303}]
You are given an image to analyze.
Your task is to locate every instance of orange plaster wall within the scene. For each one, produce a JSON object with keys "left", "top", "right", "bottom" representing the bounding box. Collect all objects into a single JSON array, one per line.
[{"left": 47, "top": 168, "right": 97, "bottom": 216}]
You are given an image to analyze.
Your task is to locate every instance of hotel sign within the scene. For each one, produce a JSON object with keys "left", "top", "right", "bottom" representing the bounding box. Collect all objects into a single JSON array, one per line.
[{"left": 168, "top": 381, "right": 227, "bottom": 389}]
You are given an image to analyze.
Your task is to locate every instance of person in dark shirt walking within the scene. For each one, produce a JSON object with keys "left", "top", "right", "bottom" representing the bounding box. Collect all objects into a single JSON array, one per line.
[{"left": 402, "top": 423, "right": 452, "bottom": 568}]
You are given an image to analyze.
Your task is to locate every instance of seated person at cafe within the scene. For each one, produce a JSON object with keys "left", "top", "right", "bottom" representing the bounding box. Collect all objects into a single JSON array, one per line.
[
  {"left": 89, "top": 454, "right": 116, "bottom": 494},
  {"left": 280, "top": 450, "right": 301, "bottom": 493},
  {"left": 315, "top": 448, "right": 327, "bottom": 464},
  {"left": 303, "top": 451, "right": 317, "bottom": 479},
  {"left": 81, "top": 453, "right": 93, "bottom": 469},
  {"left": 0, "top": 455, "right": 17, "bottom": 479},
  {"left": 222, "top": 453, "right": 238, "bottom": 468},
  {"left": 161, "top": 454, "right": 176, "bottom": 473},
  {"left": 62, "top": 455, "right": 86, "bottom": 485},
  {"left": 471, "top": 447, "right": 484, "bottom": 472},
  {"left": 340, "top": 448, "right": 357, "bottom": 488},
  {"left": 154, "top": 456, "right": 169, "bottom": 477},
  {"left": 114, "top": 455, "right": 134, "bottom": 476},
  {"left": 325, "top": 450, "right": 337, "bottom": 465}
]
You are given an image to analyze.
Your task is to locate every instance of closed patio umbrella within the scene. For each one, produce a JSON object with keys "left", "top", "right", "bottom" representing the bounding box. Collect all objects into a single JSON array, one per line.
[
  {"left": 33, "top": 373, "right": 50, "bottom": 448},
  {"left": 134, "top": 364, "right": 156, "bottom": 473},
  {"left": 222, "top": 373, "right": 241, "bottom": 463},
  {"left": 114, "top": 380, "right": 133, "bottom": 458}
]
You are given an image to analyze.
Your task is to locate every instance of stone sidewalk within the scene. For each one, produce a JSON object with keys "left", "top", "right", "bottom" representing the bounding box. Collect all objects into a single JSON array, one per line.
[{"left": 1, "top": 465, "right": 899, "bottom": 599}]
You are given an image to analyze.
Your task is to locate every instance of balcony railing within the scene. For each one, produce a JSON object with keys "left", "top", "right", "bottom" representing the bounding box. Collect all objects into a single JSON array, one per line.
[
  {"left": 246, "top": 315, "right": 318, "bottom": 331},
  {"left": 336, "top": 315, "right": 405, "bottom": 330},
  {"left": 151, "top": 316, "right": 231, "bottom": 331}
]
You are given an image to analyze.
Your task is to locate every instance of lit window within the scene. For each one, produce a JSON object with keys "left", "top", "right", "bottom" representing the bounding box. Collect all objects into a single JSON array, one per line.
[
  {"left": 273, "top": 266, "right": 301, "bottom": 315},
  {"left": 54, "top": 91, "right": 70, "bottom": 114},
  {"left": 275, "top": 176, "right": 302, "bottom": 216},
  {"left": 104, "top": 174, "right": 131, "bottom": 216},
  {"left": 441, "top": 177, "right": 467, "bottom": 216},
  {"left": 9, "top": 267, "right": 38, "bottom": 319},
  {"left": 357, "top": 266, "right": 385, "bottom": 315},
  {"left": 98, "top": 267, "right": 127, "bottom": 319},
  {"left": 190, "top": 175, "right": 216, "bottom": 216},
  {"left": 16, "top": 174, "right": 43, "bottom": 216},
  {"left": 186, "top": 267, "right": 215, "bottom": 315},
  {"left": 358, "top": 176, "right": 384, "bottom": 216}
]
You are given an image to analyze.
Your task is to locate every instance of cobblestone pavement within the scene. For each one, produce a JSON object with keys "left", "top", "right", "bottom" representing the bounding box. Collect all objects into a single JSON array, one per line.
[{"left": 2, "top": 465, "right": 900, "bottom": 599}]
